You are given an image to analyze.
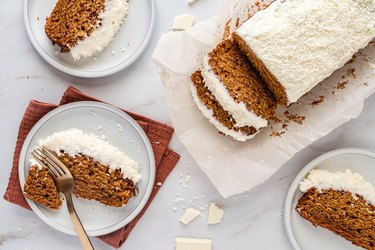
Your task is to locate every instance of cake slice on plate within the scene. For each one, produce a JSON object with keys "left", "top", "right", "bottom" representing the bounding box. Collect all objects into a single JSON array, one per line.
[
  {"left": 24, "top": 129, "right": 141, "bottom": 209},
  {"left": 297, "top": 169, "right": 375, "bottom": 249},
  {"left": 45, "top": 0, "right": 129, "bottom": 60}
]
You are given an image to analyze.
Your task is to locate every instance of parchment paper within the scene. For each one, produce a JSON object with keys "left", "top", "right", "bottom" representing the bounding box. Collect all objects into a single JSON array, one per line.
[{"left": 152, "top": 0, "right": 375, "bottom": 197}]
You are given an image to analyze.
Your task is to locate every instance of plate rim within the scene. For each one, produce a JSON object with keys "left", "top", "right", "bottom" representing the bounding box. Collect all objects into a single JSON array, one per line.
[
  {"left": 283, "top": 147, "right": 375, "bottom": 250},
  {"left": 18, "top": 101, "right": 156, "bottom": 236},
  {"left": 23, "top": 0, "right": 156, "bottom": 78}
]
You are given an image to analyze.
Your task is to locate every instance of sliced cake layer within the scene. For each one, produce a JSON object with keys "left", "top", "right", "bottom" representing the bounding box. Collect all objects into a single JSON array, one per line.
[
  {"left": 193, "top": 39, "right": 276, "bottom": 141},
  {"left": 24, "top": 129, "right": 140, "bottom": 209},
  {"left": 297, "top": 169, "right": 375, "bottom": 249},
  {"left": 24, "top": 165, "right": 61, "bottom": 209},
  {"left": 234, "top": 0, "right": 375, "bottom": 105},
  {"left": 191, "top": 70, "right": 257, "bottom": 141},
  {"left": 45, "top": 0, "right": 129, "bottom": 60}
]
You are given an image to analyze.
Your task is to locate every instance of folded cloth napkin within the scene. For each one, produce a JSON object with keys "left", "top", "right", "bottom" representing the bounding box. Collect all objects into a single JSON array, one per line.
[{"left": 3, "top": 86, "right": 180, "bottom": 248}]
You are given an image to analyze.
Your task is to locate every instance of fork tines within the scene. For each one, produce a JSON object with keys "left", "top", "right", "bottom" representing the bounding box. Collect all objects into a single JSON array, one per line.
[{"left": 31, "top": 147, "right": 70, "bottom": 178}]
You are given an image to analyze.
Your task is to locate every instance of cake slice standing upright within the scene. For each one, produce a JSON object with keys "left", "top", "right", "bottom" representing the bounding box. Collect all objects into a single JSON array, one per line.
[{"left": 190, "top": 39, "right": 276, "bottom": 141}]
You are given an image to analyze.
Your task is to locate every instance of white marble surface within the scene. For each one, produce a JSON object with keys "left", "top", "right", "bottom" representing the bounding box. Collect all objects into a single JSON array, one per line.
[{"left": 1, "top": 0, "right": 375, "bottom": 250}]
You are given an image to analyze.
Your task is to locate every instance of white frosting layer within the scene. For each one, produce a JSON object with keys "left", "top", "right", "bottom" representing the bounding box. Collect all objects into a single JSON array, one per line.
[
  {"left": 200, "top": 55, "right": 268, "bottom": 129},
  {"left": 69, "top": 0, "right": 129, "bottom": 60},
  {"left": 190, "top": 83, "right": 257, "bottom": 141},
  {"left": 235, "top": 0, "right": 375, "bottom": 103},
  {"left": 299, "top": 169, "right": 375, "bottom": 206},
  {"left": 36, "top": 128, "right": 141, "bottom": 183}
]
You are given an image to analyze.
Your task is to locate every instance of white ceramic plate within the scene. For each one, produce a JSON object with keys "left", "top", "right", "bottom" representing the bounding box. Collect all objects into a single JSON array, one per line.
[
  {"left": 284, "top": 148, "right": 375, "bottom": 250},
  {"left": 18, "top": 101, "right": 155, "bottom": 236},
  {"left": 23, "top": 0, "right": 155, "bottom": 78}
]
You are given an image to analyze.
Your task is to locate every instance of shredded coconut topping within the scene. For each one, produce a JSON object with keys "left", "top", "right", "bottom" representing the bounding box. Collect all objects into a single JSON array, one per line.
[{"left": 35, "top": 128, "right": 141, "bottom": 183}]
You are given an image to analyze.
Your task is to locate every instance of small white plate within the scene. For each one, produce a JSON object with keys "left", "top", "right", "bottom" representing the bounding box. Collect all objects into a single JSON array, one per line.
[
  {"left": 23, "top": 0, "right": 155, "bottom": 78},
  {"left": 284, "top": 148, "right": 375, "bottom": 250},
  {"left": 18, "top": 101, "right": 155, "bottom": 236}
]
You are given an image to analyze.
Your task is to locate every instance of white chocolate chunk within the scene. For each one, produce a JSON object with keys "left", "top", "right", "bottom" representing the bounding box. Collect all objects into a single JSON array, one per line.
[
  {"left": 207, "top": 202, "right": 224, "bottom": 224},
  {"left": 179, "top": 208, "right": 201, "bottom": 225},
  {"left": 175, "top": 237, "right": 212, "bottom": 250},
  {"left": 172, "top": 14, "right": 195, "bottom": 31}
]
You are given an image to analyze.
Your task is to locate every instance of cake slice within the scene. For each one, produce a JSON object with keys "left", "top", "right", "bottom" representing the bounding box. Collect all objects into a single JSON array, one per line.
[
  {"left": 296, "top": 169, "right": 375, "bottom": 249},
  {"left": 233, "top": 0, "right": 375, "bottom": 105},
  {"left": 190, "top": 70, "right": 258, "bottom": 141},
  {"left": 45, "top": 0, "right": 129, "bottom": 60},
  {"left": 24, "top": 129, "right": 141, "bottom": 209},
  {"left": 24, "top": 164, "right": 62, "bottom": 209},
  {"left": 190, "top": 39, "right": 276, "bottom": 141}
]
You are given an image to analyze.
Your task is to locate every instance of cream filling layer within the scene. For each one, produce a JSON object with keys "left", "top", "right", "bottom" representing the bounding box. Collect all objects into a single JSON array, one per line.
[
  {"left": 201, "top": 55, "right": 268, "bottom": 129},
  {"left": 235, "top": 0, "right": 375, "bottom": 104},
  {"left": 190, "top": 83, "right": 257, "bottom": 142},
  {"left": 35, "top": 128, "right": 141, "bottom": 183},
  {"left": 299, "top": 169, "right": 375, "bottom": 206},
  {"left": 69, "top": 0, "right": 129, "bottom": 60}
]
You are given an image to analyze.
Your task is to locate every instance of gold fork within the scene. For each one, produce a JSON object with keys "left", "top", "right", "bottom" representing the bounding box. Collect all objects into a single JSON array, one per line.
[{"left": 31, "top": 146, "right": 94, "bottom": 250}]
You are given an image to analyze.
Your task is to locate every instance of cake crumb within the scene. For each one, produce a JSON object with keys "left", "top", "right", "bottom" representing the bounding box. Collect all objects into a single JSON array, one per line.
[
  {"left": 346, "top": 68, "right": 357, "bottom": 78},
  {"left": 222, "top": 19, "right": 232, "bottom": 40},
  {"left": 270, "top": 131, "right": 285, "bottom": 137},
  {"left": 335, "top": 80, "right": 349, "bottom": 90},
  {"left": 283, "top": 111, "right": 305, "bottom": 125},
  {"left": 188, "top": 0, "right": 197, "bottom": 4},
  {"left": 363, "top": 82, "right": 368, "bottom": 87},
  {"left": 311, "top": 96, "right": 325, "bottom": 106}
]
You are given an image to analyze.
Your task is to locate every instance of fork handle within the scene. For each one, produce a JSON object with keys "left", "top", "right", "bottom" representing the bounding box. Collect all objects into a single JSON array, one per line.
[{"left": 65, "top": 193, "right": 95, "bottom": 250}]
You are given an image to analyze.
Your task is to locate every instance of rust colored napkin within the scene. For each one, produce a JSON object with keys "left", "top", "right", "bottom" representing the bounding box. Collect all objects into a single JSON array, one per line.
[{"left": 3, "top": 86, "right": 180, "bottom": 248}]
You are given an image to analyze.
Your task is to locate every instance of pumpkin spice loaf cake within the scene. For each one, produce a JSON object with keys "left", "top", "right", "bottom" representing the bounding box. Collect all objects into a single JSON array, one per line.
[
  {"left": 45, "top": 0, "right": 129, "bottom": 60},
  {"left": 190, "top": 39, "right": 276, "bottom": 141},
  {"left": 233, "top": 0, "right": 375, "bottom": 105},
  {"left": 190, "top": 0, "right": 375, "bottom": 141},
  {"left": 24, "top": 129, "right": 141, "bottom": 209},
  {"left": 297, "top": 169, "right": 375, "bottom": 249}
]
